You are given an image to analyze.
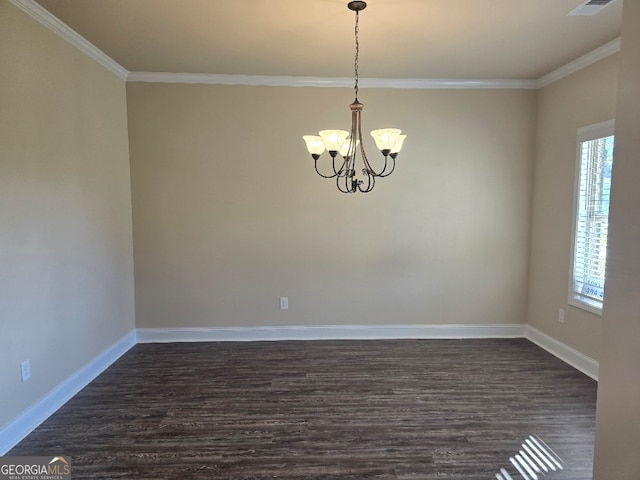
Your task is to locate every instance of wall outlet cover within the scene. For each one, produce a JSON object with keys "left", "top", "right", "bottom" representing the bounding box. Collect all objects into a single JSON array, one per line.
[{"left": 21, "top": 359, "right": 31, "bottom": 382}]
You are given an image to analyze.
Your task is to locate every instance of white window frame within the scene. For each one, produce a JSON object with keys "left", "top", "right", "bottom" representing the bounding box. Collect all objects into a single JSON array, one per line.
[{"left": 568, "top": 119, "right": 615, "bottom": 315}]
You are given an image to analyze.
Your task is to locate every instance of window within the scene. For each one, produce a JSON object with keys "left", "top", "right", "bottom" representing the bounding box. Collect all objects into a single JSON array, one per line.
[{"left": 569, "top": 120, "right": 615, "bottom": 314}]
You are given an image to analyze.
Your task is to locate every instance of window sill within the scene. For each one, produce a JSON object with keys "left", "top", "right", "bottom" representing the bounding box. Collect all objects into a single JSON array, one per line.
[{"left": 568, "top": 296, "right": 603, "bottom": 316}]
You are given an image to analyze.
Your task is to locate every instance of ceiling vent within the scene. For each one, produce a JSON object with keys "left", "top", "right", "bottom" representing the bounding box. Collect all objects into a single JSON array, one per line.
[{"left": 568, "top": 0, "right": 619, "bottom": 16}]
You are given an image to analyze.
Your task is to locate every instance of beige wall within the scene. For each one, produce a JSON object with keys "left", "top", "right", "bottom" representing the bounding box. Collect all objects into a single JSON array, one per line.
[
  {"left": 127, "top": 83, "right": 536, "bottom": 329},
  {"left": 0, "top": 1, "right": 135, "bottom": 430},
  {"left": 527, "top": 54, "right": 619, "bottom": 361},
  {"left": 594, "top": 0, "right": 640, "bottom": 477}
]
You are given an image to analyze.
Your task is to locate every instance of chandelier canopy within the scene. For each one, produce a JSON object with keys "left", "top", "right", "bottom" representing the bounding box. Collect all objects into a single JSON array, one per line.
[{"left": 302, "top": 1, "right": 406, "bottom": 194}]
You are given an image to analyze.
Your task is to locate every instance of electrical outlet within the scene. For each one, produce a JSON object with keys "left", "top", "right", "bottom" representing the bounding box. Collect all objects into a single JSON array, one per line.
[
  {"left": 21, "top": 359, "right": 31, "bottom": 382},
  {"left": 558, "top": 309, "right": 565, "bottom": 324},
  {"left": 280, "top": 297, "right": 289, "bottom": 310}
]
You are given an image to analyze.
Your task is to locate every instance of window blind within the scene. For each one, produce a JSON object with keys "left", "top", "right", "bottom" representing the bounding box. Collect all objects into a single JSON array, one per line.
[{"left": 571, "top": 133, "right": 614, "bottom": 311}]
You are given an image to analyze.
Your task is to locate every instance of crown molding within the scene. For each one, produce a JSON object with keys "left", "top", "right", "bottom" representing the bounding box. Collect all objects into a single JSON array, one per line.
[
  {"left": 9, "top": 0, "right": 619, "bottom": 90},
  {"left": 126, "top": 72, "right": 352, "bottom": 87},
  {"left": 361, "top": 78, "right": 538, "bottom": 90},
  {"left": 536, "top": 37, "right": 621, "bottom": 88},
  {"left": 126, "top": 71, "right": 537, "bottom": 89},
  {"left": 9, "top": 0, "right": 128, "bottom": 80}
]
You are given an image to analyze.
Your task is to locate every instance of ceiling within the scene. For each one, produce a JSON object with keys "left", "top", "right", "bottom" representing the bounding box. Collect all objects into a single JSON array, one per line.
[{"left": 33, "top": 0, "right": 623, "bottom": 80}]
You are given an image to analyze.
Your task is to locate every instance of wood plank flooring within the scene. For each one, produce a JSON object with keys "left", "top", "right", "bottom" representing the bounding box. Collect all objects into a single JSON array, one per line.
[{"left": 9, "top": 339, "right": 597, "bottom": 479}]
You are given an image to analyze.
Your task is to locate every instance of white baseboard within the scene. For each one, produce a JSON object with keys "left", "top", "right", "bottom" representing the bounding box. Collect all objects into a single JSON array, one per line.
[
  {"left": 136, "top": 324, "right": 527, "bottom": 343},
  {"left": 0, "top": 330, "right": 137, "bottom": 455},
  {"left": 525, "top": 325, "right": 599, "bottom": 380}
]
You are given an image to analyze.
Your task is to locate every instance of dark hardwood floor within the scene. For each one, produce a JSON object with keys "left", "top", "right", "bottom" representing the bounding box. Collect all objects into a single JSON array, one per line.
[{"left": 9, "top": 339, "right": 597, "bottom": 479}]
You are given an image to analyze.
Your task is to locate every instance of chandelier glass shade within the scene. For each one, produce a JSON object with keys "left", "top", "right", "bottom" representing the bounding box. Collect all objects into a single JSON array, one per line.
[{"left": 302, "top": 1, "right": 406, "bottom": 194}]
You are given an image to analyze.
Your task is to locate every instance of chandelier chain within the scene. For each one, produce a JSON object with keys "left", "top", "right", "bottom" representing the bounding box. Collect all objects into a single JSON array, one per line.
[{"left": 354, "top": 11, "right": 360, "bottom": 99}]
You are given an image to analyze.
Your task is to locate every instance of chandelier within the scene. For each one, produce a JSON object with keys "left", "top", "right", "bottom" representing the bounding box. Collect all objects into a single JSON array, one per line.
[{"left": 302, "top": 1, "right": 406, "bottom": 194}]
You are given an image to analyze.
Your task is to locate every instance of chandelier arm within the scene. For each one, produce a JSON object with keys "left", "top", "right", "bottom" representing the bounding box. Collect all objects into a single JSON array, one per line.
[
  {"left": 337, "top": 173, "right": 353, "bottom": 193},
  {"left": 359, "top": 142, "right": 375, "bottom": 175},
  {"left": 350, "top": 126, "right": 358, "bottom": 164},
  {"left": 333, "top": 154, "right": 348, "bottom": 177},
  {"left": 347, "top": 152, "right": 359, "bottom": 193},
  {"left": 375, "top": 156, "right": 397, "bottom": 177},
  {"left": 350, "top": 174, "right": 358, "bottom": 192},
  {"left": 357, "top": 171, "right": 375, "bottom": 193},
  {"left": 358, "top": 136, "right": 396, "bottom": 178},
  {"left": 355, "top": 112, "right": 382, "bottom": 179},
  {"left": 345, "top": 156, "right": 353, "bottom": 180},
  {"left": 314, "top": 156, "right": 339, "bottom": 179},
  {"left": 361, "top": 158, "right": 376, "bottom": 178}
]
